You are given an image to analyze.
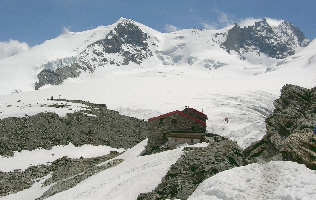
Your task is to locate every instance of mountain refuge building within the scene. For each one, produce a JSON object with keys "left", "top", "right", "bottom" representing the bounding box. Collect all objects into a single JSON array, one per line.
[{"left": 146, "top": 107, "right": 207, "bottom": 152}]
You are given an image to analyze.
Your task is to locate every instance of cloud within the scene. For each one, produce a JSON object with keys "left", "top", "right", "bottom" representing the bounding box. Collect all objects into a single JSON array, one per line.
[
  {"left": 232, "top": 17, "right": 283, "bottom": 28},
  {"left": 265, "top": 17, "right": 284, "bottom": 27},
  {"left": 216, "top": 11, "right": 233, "bottom": 26},
  {"left": 201, "top": 10, "right": 235, "bottom": 30},
  {"left": 164, "top": 24, "right": 178, "bottom": 32},
  {"left": 238, "top": 17, "right": 259, "bottom": 28},
  {"left": 62, "top": 26, "right": 72, "bottom": 34},
  {"left": 201, "top": 23, "right": 217, "bottom": 30},
  {"left": 0, "top": 40, "right": 30, "bottom": 60}
]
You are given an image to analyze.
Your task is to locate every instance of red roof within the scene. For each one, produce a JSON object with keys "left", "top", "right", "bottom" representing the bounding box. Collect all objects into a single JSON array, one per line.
[
  {"left": 185, "top": 107, "right": 207, "bottom": 118},
  {"left": 148, "top": 110, "right": 206, "bottom": 126}
]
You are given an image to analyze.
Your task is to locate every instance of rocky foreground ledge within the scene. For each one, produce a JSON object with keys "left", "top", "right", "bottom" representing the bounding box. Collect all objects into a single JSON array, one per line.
[
  {"left": 244, "top": 84, "right": 316, "bottom": 169},
  {"left": 138, "top": 134, "right": 246, "bottom": 200}
]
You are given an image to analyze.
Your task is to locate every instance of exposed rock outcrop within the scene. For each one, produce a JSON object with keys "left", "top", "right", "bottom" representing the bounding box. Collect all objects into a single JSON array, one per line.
[
  {"left": 0, "top": 99, "right": 148, "bottom": 157},
  {"left": 221, "top": 19, "right": 309, "bottom": 59},
  {"left": 244, "top": 84, "right": 316, "bottom": 169},
  {"left": 281, "top": 132, "right": 316, "bottom": 170},
  {"left": 78, "top": 18, "right": 153, "bottom": 69},
  {"left": 138, "top": 134, "right": 246, "bottom": 200},
  {"left": 35, "top": 64, "right": 82, "bottom": 90}
]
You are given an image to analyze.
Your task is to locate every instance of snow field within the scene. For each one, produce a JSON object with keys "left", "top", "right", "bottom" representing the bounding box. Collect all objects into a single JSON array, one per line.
[
  {"left": 189, "top": 161, "right": 316, "bottom": 200},
  {"left": 44, "top": 140, "right": 207, "bottom": 200},
  {"left": 0, "top": 143, "right": 124, "bottom": 172},
  {"left": 0, "top": 24, "right": 115, "bottom": 95},
  {"left": 0, "top": 139, "right": 208, "bottom": 200},
  {"left": 1, "top": 61, "right": 313, "bottom": 148},
  {"left": 0, "top": 97, "right": 91, "bottom": 119}
]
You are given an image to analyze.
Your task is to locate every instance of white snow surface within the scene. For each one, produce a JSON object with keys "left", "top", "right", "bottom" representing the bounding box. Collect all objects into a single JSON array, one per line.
[
  {"left": 266, "top": 17, "right": 284, "bottom": 27},
  {"left": 0, "top": 140, "right": 208, "bottom": 200},
  {"left": 45, "top": 140, "right": 207, "bottom": 200},
  {"left": 0, "top": 25, "right": 114, "bottom": 94},
  {"left": 189, "top": 161, "right": 316, "bottom": 200},
  {"left": 1, "top": 53, "right": 314, "bottom": 148},
  {"left": 0, "top": 143, "right": 124, "bottom": 172},
  {"left": 0, "top": 97, "right": 90, "bottom": 119}
]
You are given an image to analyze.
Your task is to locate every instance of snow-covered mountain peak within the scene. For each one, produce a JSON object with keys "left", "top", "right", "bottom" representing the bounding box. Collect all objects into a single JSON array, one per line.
[
  {"left": 265, "top": 17, "right": 284, "bottom": 27},
  {"left": 221, "top": 18, "right": 309, "bottom": 59},
  {"left": 0, "top": 17, "right": 314, "bottom": 94},
  {"left": 238, "top": 17, "right": 284, "bottom": 28},
  {"left": 78, "top": 19, "right": 157, "bottom": 69},
  {"left": 115, "top": 17, "right": 134, "bottom": 24}
]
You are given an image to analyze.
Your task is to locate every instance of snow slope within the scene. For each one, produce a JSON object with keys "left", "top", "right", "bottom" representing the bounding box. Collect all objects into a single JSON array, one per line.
[
  {"left": 0, "top": 98, "right": 91, "bottom": 119},
  {"left": 0, "top": 140, "right": 208, "bottom": 200},
  {"left": 189, "top": 161, "right": 316, "bottom": 200},
  {"left": 0, "top": 25, "right": 114, "bottom": 94},
  {"left": 0, "top": 143, "right": 124, "bottom": 172}
]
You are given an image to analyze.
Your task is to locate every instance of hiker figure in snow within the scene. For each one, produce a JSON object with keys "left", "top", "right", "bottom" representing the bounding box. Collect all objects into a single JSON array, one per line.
[{"left": 224, "top": 117, "right": 229, "bottom": 123}]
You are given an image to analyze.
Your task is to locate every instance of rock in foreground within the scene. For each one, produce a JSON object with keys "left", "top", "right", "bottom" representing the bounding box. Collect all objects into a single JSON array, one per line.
[
  {"left": 244, "top": 84, "right": 316, "bottom": 169},
  {"left": 138, "top": 135, "right": 246, "bottom": 200}
]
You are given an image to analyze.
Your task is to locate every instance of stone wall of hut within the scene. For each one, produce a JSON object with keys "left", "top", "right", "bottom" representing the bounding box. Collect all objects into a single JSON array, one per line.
[{"left": 146, "top": 113, "right": 206, "bottom": 153}]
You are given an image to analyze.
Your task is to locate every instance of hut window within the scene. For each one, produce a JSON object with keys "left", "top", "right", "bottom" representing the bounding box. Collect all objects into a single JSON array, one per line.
[{"left": 171, "top": 119, "right": 177, "bottom": 125}]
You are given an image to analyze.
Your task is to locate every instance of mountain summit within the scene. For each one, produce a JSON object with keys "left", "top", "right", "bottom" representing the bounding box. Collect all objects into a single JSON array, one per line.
[
  {"left": 222, "top": 18, "right": 309, "bottom": 59},
  {"left": 0, "top": 17, "right": 313, "bottom": 93},
  {"left": 78, "top": 18, "right": 155, "bottom": 70}
]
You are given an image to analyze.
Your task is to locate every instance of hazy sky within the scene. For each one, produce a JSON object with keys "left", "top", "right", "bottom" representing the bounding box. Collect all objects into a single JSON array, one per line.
[{"left": 0, "top": 0, "right": 315, "bottom": 46}]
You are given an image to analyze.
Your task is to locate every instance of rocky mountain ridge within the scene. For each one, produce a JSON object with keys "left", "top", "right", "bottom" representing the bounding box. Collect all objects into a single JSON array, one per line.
[
  {"left": 221, "top": 18, "right": 309, "bottom": 59},
  {"left": 34, "top": 18, "right": 310, "bottom": 89}
]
